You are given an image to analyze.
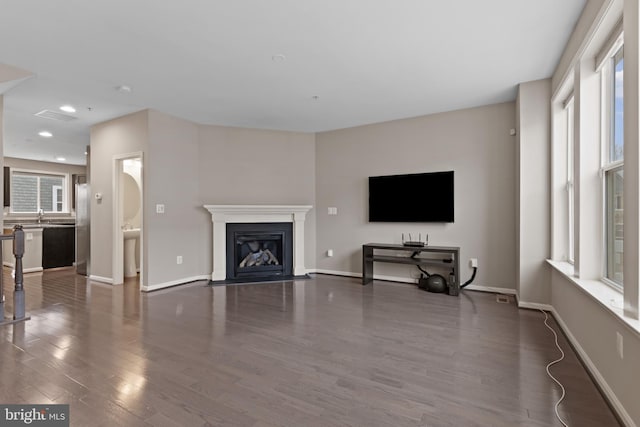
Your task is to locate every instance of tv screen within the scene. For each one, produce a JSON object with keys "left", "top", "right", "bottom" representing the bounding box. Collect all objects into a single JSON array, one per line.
[{"left": 368, "top": 171, "right": 454, "bottom": 222}]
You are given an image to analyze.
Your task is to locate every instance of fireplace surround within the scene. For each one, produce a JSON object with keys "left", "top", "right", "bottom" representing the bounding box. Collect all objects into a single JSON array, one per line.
[{"left": 203, "top": 205, "right": 312, "bottom": 282}]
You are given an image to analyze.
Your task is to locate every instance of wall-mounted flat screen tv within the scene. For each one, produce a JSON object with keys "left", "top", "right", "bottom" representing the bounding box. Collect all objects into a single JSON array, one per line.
[{"left": 369, "top": 171, "right": 454, "bottom": 222}]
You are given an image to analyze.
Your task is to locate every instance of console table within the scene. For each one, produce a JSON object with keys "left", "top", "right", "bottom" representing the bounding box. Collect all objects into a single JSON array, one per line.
[{"left": 362, "top": 243, "right": 460, "bottom": 296}]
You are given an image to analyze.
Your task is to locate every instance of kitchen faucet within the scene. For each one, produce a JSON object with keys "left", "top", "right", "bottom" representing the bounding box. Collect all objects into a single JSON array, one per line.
[{"left": 37, "top": 208, "right": 44, "bottom": 224}]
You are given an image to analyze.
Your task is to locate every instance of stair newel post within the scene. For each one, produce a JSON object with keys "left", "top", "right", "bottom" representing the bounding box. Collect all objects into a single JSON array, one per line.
[{"left": 12, "top": 225, "right": 25, "bottom": 320}]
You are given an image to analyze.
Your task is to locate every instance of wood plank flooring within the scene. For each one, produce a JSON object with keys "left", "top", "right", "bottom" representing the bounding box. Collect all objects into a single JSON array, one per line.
[{"left": 0, "top": 269, "right": 620, "bottom": 426}]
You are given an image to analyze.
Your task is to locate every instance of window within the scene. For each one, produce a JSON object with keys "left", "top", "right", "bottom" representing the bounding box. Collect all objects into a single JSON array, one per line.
[
  {"left": 10, "top": 171, "right": 67, "bottom": 213},
  {"left": 52, "top": 185, "right": 63, "bottom": 212},
  {"left": 602, "top": 47, "right": 624, "bottom": 286},
  {"left": 566, "top": 97, "right": 575, "bottom": 263}
]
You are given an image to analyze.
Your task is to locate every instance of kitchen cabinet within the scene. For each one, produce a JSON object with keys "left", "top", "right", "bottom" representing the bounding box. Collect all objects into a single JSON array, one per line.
[
  {"left": 3, "top": 224, "right": 75, "bottom": 271},
  {"left": 42, "top": 225, "right": 75, "bottom": 269}
]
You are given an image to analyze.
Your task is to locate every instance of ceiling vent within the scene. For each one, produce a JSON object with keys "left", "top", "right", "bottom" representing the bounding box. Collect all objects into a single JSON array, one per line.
[{"left": 34, "top": 109, "right": 77, "bottom": 122}]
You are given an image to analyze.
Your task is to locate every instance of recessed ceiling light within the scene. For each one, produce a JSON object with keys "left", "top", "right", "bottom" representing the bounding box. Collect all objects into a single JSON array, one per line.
[
  {"left": 56, "top": 157, "right": 66, "bottom": 162},
  {"left": 59, "top": 105, "right": 76, "bottom": 113},
  {"left": 272, "top": 54, "right": 286, "bottom": 62},
  {"left": 38, "top": 131, "right": 53, "bottom": 138},
  {"left": 115, "top": 85, "right": 133, "bottom": 94}
]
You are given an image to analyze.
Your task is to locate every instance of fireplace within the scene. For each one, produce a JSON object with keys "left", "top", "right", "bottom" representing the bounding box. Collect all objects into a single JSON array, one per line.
[
  {"left": 226, "top": 223, "right": 293, "bottom": 280},
  {"left": 203, "top": 205, "right": 312, "bottom": 282}
]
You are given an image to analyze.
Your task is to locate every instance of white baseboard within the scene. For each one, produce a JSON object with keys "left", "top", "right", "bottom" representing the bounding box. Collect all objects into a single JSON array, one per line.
[
  {"left": 551, "top": 308, "right": 635, "bottom": 427},
  {"left": 0, "top": 263, "right": 42, "bottom": 274},
  {"left": 462, "top": 284, "right": 517, "bottom": 295},
  {"left": 89, "top": 275, "right": 114, "bottom": 285},
  {"left": 142, "top": 275, "right": 210, "bottom": 292},
  {"left": 312, "top": 269, "right": 362, "bottom": 278},
  {"left": 517, "top": 301, "right": 554, "bottom": 311},
  {"left": 312, "top": 269, "right": 418, "bottom": 284}
]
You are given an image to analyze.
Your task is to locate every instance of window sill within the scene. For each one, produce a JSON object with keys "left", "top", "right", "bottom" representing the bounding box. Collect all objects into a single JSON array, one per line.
[{"left": 547, "top": 259, "right": 640, "bottom": 338}]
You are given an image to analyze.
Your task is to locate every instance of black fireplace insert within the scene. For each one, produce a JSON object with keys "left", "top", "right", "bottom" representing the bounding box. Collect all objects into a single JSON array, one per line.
[{"left": 225, "top": 223, "right": 293, "bottom": 280}]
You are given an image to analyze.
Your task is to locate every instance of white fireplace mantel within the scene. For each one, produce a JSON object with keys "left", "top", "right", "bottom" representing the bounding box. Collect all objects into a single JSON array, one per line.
[{"left": 203, "top": 205, "right": 312, "bottom": 281}]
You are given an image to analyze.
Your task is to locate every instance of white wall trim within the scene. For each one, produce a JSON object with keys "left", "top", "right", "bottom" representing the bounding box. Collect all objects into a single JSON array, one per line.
[
  {"left": 463, "top": 284, "right": 517, "bottom": 295},
  {"left": 141, "top": 275, "right": 210, "bottom": 292},
  {"left": 517, "top": 300, "right": 554, "bottom": 311},
  {"left": 89, "top": 274, "right": 114, "bottom": 285},
  {"left": 551, "top": 308, "right": 636, "bottom": 427},
  {"left": 313, "top": 269, "right": 416, "bottom": 284},
  {"left": 312, "top": 269, "right": 362, "bottom": 278},
  {"left": 3, "top": 261, "right": 44, "bottom": 274}
]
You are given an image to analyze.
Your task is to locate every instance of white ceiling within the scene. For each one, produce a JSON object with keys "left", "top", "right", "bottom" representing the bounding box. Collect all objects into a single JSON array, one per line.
[{"left": 0, "top": 0, "right": 586, "bottom": 166}]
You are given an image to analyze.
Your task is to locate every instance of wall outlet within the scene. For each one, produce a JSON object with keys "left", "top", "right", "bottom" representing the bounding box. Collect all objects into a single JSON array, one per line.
[
  {"left": 327, "top": 249, "right": 334, "bottom": 257},
  {"left": 156, "top": 204, "right": 165, "bottom": 214},
  {"left": 470, "top": 258, "right": 478, "bottom": 268},
  {"left": 616, "top": 332, "right": 623, "bottom": 359},
  {"left": 328, "top": 207, "right": 338, "bottom": 215},
  {"left": 26, "top": 233, "right": 33, "bottom": 241},
  {"left": 176, "top": 255, "right": 183, "bottom": 265}
]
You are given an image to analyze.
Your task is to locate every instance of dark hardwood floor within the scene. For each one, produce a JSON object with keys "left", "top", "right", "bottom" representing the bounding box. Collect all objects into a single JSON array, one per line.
[{"left": 0, "top": 268, "right": 620, "bottom": 426}]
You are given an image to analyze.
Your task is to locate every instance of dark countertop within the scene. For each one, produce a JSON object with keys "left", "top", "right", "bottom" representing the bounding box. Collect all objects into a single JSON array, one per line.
[{"left": 4, "top": 223, "right": 75, "bottom": 229}]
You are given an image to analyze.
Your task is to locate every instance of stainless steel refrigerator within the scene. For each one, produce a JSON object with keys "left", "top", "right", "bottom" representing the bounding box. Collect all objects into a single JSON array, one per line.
[{"left": 75, "top": 147, "right": 90, "bottom": 276}]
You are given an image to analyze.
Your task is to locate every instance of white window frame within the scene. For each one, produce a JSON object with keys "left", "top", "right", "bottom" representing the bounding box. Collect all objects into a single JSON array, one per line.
[
  {"left": 565, "top": 96, "right": 575, "bottom": 264},
  {"left": 52, "top": 185, "right": 63, "bottom": 213},
  {"left": 9, "top": 168, "right": 69, "bottom": 214},
  {"left": 600, "top": 45, "right": 624, "bottom": 290}
]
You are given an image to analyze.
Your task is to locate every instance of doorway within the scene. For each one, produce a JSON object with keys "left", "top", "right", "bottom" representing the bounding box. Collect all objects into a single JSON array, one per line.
[{"left": 113, "top": 153, "right": 144, "bottom": 286}]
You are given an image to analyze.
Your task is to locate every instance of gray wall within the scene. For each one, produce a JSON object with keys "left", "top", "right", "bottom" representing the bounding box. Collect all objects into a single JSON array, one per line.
[
  {"left": 90, "top": 110, "right": 149, "bottom": 282},
  {"left": 90, "top": 110, "right": 317, "bottom": 286},
  {"left": 315, "top": 102, "right": 517, "bottom": 290},
  {"left": 551, "top": 269, "right": 640, "bottom": 424},
  {"left": 552, "top": 0, "right": 608, "bottom": 92},
  {"left": 547, "top": 2, "right": 640, "bottom": 425},
  {"left": 146, "top": 110, "right": 202, "bottom": 286},
  {"left": 198, "top": 125, "right": 317, "bottom": 272},
  {"left": 516, "top": 80, "right": 551, "bottom": 304}
]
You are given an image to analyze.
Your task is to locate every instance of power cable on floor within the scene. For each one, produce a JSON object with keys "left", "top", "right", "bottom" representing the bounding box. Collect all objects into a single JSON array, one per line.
[{"left": 540, "top": 309, "right": 569, "bottom": 427}]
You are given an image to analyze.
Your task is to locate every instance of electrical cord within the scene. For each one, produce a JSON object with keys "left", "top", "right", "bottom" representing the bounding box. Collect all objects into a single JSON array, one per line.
[
  {"left": 417, "top": 265, "right": 431, "bottom": 277},
  {"left": 460, "top": 266, "right": 477, "bottom": 289},
  {"left": 540, "top": 309, "right": 569, "bottom": 427}
]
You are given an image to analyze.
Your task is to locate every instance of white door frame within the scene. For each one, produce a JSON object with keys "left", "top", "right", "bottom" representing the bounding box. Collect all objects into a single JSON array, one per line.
[{"left": 112, "top": 152, "right": 144, "bottom": 286}]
